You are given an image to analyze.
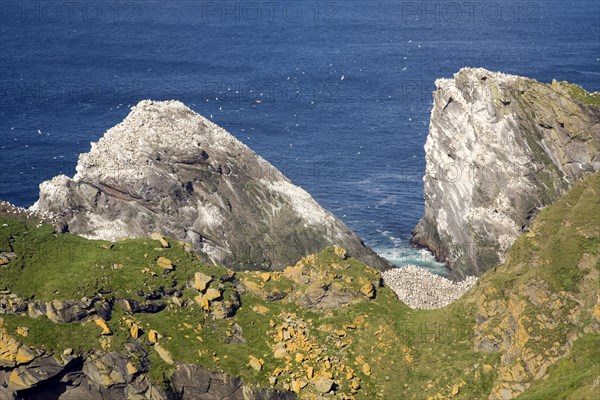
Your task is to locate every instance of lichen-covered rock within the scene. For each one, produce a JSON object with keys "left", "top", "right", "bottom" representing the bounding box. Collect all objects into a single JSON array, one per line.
[
  {"left": 150, "top": 232, "right": 169, "bottom": 248},
  {"left": 313, "top": 377, "right": 334, "bottom": 393},
  {"left": 8, "top": 354, "right": 76, "bottom": 391},
  {"left": 194, "top": 272, "right": 212, "bottom": 292},
  {"left": 156, "top": 256, "right": 173, "bottom": 270},
  {"left": 26, "top": 295, "right": 111, "bottom": 323},
  {"left": 31, "top": 100, "right": 392, "bottom": 272},
  {"left": 360, "top": 281, "right": 375, "bottom": 299},
  {"left": 0, "top": 322, "right": 35, "bottom": 367},
  {"left": 0, "top": 252, "right": 16, "bottom": 266},
  {"left": 94, "top": 317, "right": 112, "bottom": 335},
  {"left": 474, "top": 280, "right": 587, "bottom": 400},
  {"left": 153, "top": 345, "right": 173, "bottom": 365},
  {"left": 412, "top": 68, "right": 600, "bottom": 279}
]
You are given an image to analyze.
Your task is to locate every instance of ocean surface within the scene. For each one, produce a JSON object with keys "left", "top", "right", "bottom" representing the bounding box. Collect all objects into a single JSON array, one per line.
[{"left": 1, "top": 0, "right": 598, "bottom": 276}]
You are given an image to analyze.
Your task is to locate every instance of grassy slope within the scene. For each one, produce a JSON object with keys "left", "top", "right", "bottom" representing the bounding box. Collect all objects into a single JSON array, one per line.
[
  {"left": 0, "top": 172, "right": 598, "bottom": 398},
  {"left": 516, "top": 334, "right": 600, "bottom": 400},
  {"left": 0, "top": 216, "right": 499, "bottom": 399}
]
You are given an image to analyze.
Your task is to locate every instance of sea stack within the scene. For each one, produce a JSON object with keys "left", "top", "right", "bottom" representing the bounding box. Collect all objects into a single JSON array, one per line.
[
  {"left": 412, "top": 68, "right": 600, "bottom": 279},
  {"left": 32, "top": 100, "right": 392, "bottom": 271}
]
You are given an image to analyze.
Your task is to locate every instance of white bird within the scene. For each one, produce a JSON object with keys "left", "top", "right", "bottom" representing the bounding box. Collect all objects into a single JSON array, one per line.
[
  {"left": 37, "top": 129, "right": 42, "bottom": 135},
  {"left": 402, "top": 67, "right": 407, "bottom": 71},
  {"left": 341, "top": 75, "right": 345, "bottom": 81}
]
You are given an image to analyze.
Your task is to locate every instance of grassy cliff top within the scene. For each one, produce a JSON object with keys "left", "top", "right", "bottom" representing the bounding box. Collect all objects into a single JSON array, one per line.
[{"left": 0, "top": 172, "right": 598, "bottom": 399}]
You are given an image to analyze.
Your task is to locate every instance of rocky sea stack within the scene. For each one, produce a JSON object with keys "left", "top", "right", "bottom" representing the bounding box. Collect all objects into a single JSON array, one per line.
[
  {"left": 412, "top": 68, "right": 600, "bottom": 279},
  {"left": 32, "top": 100, "right": 392, "bottom": 272}
]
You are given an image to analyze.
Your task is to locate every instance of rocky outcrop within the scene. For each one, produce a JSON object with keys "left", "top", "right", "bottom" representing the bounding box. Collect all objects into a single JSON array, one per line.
[
  {"left": 240, "top": 247, "right": 382, "bottom": 311},
  {"left": 172, "top": 364, "right": 295, "bottom": 400},
  {"left": 412, "top": 68, "right": 600, "bottom": 279},
  {"left": 0, "top": 320, "right": 295, "bottom": 400},
  {"left": 465, "top": 172, "right": 600, "bottom": 399},
  {"left": 473, "top": 281, "right": 587, "bottom": 400},
  {"left": 31, "top": 100, "right": 391, "bottom": 272}
]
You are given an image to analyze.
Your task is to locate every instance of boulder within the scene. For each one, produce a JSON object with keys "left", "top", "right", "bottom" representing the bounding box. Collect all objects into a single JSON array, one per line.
[
  {"left": 0, "top": 323, "right": 35, "bottom": 367},
  {"left": 82, "top": 351, "right": 140, "bottom": 388},
  {"left": 94, "top": 318, "right": 112, "bottom": 335},
  {"left": 148, "top": 330, "right": 160, "bottom": 344},
  {"left": 153, "top": 345, "right": 173, "bottom": 365},
  {"left": 150, "top": 232, "right": 169, "bottom": 248},
  {"left": 295, "top": 282, "right": 357, "bottom": 311},
  {"left": 313, "top": 378, "right": 334, "bottom": 393},
  {"left": 360, "top": 282, "right": 375, "bottom": 299},
  {"left": 203, "top": 288, "right": 222, "bottom": 301},
  {"left": 118, "top": 299, "right": 166, "bottom": 314},
  {"left": 260, "top": 272, "right": 272, "bottom": 282},
  {"left": 248, "top": 355, "right": 263, "bottom": 371},
  {"left": 156, "top": 257, "right": 173, "bottom": 270},
  {"left": 8, "top": 354, "right": 75, "bottom": 391},
  {"left": 0, "top": 252, "right": 16, "bottom": 266},
  {"left": 194, "top": 272, "right": 212, "bottom": 292}
]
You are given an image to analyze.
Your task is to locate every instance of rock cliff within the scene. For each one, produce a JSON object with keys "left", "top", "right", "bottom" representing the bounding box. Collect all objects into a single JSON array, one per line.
[
  {"left": 466, "top": 171, "right": 600, "bottom": 399},
  {"left": 412, "top": 68, "right": 600, "bottom": 279},
  {"left": 31, "top": 100, "right": 392, "bottom": 271}
]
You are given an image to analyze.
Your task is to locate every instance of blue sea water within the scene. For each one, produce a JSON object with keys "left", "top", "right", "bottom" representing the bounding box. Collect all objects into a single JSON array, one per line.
[{"left": 0, "top": 0, "right": 598, "bottom": 275}]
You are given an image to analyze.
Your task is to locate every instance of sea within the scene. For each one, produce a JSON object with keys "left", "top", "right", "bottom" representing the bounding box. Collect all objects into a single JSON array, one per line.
[{"left": 1, "top": 0, "right": 598, "bottom": 276}]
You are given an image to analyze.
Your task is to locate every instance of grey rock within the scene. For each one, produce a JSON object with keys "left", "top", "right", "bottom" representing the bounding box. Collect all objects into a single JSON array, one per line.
[
  {"left": 117, "top": 298, "right": 166, "bottom": 314},
  {"left": 31, "top": 100, "right": 392, "bottom": 272},
  {"left": 7, "top": 354, "right": 76, "bottom": 392},
  {"left": 26, "top": 296, "right": 111, "bottom": 323},
  {"left": 1, "top": 344, "right": 288, "bottom": 400},
  {"left": 295, "top": 282, "right": 357, "bottom": 311},
  {"left": 0, "top": 292, "right": 27, "bottom": 315},
  {"left": 171, "top": 364, "right": 296, "bottom": 400},
  {"left": 0, "top": 252, "right": 16, "bottom": 266},
  {"left": 412, "top": 68, "right": 600, "bottom": 279},
  {"left": 223, "top": 323, "right": 246, "bottom": 344}
]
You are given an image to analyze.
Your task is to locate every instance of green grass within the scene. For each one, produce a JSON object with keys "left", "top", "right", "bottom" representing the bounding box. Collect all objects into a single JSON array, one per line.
[
  {"left": 0, "top": 172, "right": 598, "bottom": 398},
  {"left": 558, "top": 81, "right": 600, "bottom": 107},
  {"left": 0, "top": 216, "right": 229, "bottom": 301},
  {"left": 1, "top": 313, "right": 100, "bottom": 354}
]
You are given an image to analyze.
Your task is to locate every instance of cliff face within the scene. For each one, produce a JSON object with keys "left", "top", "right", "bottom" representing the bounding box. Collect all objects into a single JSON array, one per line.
[
  {"left": 412, "top": 68, "right": 600, "bottom": 279},
  {"left": 32, "top": 100, "right": 391, "bottom": 271},
  {"left": 467, "top": 171, "right": 600, "bottom": 400}
]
